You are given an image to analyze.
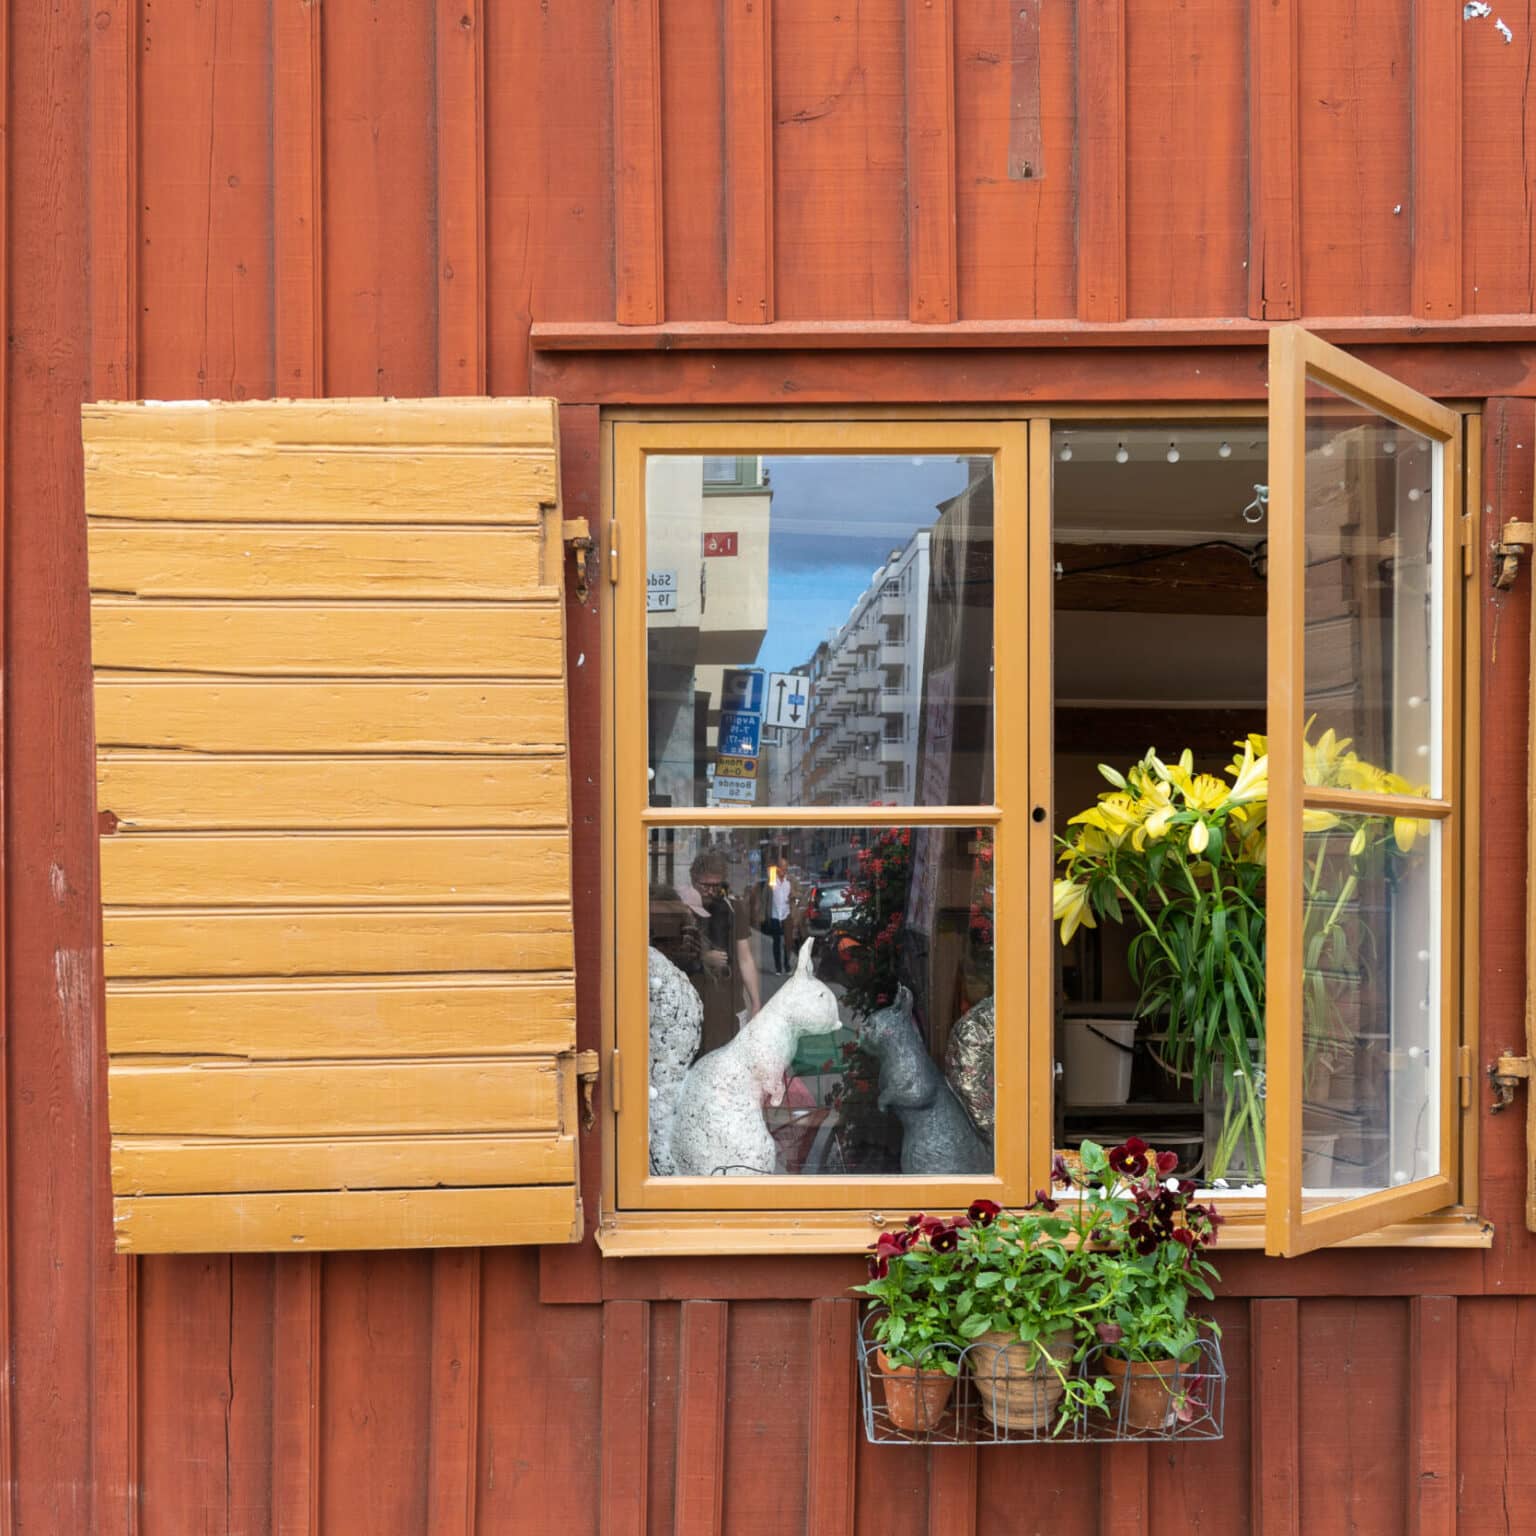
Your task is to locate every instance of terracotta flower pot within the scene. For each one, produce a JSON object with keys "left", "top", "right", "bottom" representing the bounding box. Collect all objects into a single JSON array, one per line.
[
  {"left": 1103, "top": 1353, "right": 1185, "bottom": 1431},
  {"left": 968, "top": 1328, "right": 1076, "bottom": 1430},
  {"left": 875, "top": 1347, "right": 955, "bottom": 1432}
]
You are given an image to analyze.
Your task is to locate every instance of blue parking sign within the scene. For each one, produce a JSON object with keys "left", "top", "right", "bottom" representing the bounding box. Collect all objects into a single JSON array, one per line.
[
  {"left": 720, "top": 668, "right": 765, "bottom": 715},
  {"left": 718, "top": 709, "right": 762, "bottom": 757}
]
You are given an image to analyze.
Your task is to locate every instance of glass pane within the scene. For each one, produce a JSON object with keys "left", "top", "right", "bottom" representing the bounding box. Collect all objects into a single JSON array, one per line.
[
  {"left": 645, "top": 823, "right": 995, "bottom": 1178},
  {"left": 1299, "top": 813, "right": 1441, "bottom": 1203},
  {"left": 644, "top": 455, "right": 995, "bottom": 809},
  {"left": 1303, "top": 394, "right": 1441, "bottom": 794}
]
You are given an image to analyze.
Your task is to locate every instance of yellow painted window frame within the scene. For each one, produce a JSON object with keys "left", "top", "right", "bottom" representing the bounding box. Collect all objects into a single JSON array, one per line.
[
  {"left": 1265, "top": 327, "right": 1466, "bottom": 1256},
  {"left": 607, "top": 419, "right": 1035, "bottom": 1217},
  {"left": 598, "top": 395, "right": 1483, "bottom": 1256}
]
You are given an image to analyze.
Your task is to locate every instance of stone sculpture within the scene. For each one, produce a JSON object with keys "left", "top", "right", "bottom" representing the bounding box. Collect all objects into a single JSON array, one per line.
[
  {"left": 648, "top": 945, "right": 703, "bottom": 1175},
  {"left": 862, "top": 986, "right": 991, "bottom": 1175},
  {"left": 668, "top": 937, "right": 841, "bottom": 1177},
  {"left": 943, "top": 992, "right": 996, "bottom": 1141}
]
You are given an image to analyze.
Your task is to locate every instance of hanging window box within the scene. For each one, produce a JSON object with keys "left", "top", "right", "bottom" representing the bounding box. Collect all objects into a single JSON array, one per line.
[{"left": 855, "top": 1312, "right": 1227, "bottom": 1446}]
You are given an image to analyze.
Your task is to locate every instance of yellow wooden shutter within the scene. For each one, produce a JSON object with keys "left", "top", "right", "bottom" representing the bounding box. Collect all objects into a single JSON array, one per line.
[{"left": 84, "top": 398, "right": 582, "bottom": 1252}]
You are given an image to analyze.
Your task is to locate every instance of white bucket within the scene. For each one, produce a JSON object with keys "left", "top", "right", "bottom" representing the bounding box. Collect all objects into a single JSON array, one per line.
[
  {"left": 1061, "top": 1019, "right": 1137, "bottom": 1105},
  {"left": 1301, "top": 1132, "right": 1339, "bottom": 1189}
]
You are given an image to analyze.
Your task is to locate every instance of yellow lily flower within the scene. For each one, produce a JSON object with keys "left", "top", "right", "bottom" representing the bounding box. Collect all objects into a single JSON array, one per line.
[
  {"left": 1226, "top": 743, "right": 1269, "bottom": 806},
  {"left": 1302, "top": 808, "right": 1341, "bottom": 833},
  {"left": 1393, "top": 816, "right": 1431, "bottom": 853},
  {"left": 1348, "top": 823, "right": 1369, "bottom": 857},
  {"left": 1188, "top": 818, "right": 1210, "bottom": 854},
  {"left": 1053, "top": 879, "right": 1097, "bottom": 944}
]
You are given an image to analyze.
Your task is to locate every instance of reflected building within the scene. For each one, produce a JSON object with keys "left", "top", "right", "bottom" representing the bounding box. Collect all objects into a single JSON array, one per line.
[
  {"left": 647, "top": 457, "right": 772, "bottom": 807},
  {"left": 768, "top": 531, "right": 931, "bottom": 808}
]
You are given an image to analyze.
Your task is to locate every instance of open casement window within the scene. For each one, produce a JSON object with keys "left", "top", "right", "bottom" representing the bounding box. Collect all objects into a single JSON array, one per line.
[
  {"left": 85, "top": 398, "right": 583, "bottom": 1253},
  {"left": 610, "top": 421, "right": 1035, "bottom": 1220},
  {"left": 1264, "top": 328, "right": 1463, "bottom": 1256}
]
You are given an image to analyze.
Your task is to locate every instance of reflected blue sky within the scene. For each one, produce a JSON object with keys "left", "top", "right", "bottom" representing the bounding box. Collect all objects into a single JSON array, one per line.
[{"left": 757, "top": 455, "right": 970, "bottom": 674}]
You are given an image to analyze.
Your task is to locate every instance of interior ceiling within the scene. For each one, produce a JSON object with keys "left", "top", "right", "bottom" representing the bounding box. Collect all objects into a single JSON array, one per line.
[
  {"left": 1052, "top": 426, "right": 1269, "bottom": 545},
  {"left": 1052, "top": 426, "right": 1268, "bottom": 707}
]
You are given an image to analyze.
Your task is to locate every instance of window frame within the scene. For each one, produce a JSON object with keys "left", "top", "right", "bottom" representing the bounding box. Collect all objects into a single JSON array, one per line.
[{"left": 598, "top": 402, "right": 1482, "bottom": 1253}]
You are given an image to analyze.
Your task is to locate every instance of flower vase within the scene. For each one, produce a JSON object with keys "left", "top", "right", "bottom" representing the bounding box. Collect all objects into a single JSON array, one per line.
[
  {"left": 968, "top": 1328, "right": 1075, "bottom": 1430},
  {"left": 875, "top": 1348, "right": 955, "bottom": 1432},
  {"left": 1202, "top": 1049, "right": 1265, "bottom": 1184}
]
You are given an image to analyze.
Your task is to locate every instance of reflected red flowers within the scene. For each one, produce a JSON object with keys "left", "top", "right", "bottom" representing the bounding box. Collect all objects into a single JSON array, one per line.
[{"left": 1155, "top": 1149, "right": 1179, "bottom": 1176}]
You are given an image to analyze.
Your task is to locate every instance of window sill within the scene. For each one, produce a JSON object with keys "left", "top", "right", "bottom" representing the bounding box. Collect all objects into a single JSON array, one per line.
[{"left": 594, "top": 1207, "right": 1492, "bottom": 1258}]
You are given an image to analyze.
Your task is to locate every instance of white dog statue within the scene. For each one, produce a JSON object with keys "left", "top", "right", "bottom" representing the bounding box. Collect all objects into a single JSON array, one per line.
[{"left": 667, "top": 938, "right": 840, "bottom": 1177}]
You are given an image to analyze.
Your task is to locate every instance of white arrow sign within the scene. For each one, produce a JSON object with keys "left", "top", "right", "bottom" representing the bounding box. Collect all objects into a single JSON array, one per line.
[{"left": 766, "top": 672, "right": 812, "bottom": 730}]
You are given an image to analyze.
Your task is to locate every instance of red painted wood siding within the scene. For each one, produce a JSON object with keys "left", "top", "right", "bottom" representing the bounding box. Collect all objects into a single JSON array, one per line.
[{"left": 1, "top": 1, "right": 1535, "bottom": 1531}]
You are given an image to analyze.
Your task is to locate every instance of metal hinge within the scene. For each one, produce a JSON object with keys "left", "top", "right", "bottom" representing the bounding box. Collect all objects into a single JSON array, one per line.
[
  {"left": 574, "top": 1048, "right": 600, "bottom": 1132},
  {"left": 1488, "top": 1051, "right": 1531, "bottom": 1112},
  {"left": 609, "top": 1048, "right": 622, "bottom": 1114},
  {"left": 607, "top": 519, "right": 620, "bottom": 585},
  {"left": 1491, "top": 519, "right": 1533, "bottom": 591},
  {"left": 563, "top": 518, "right": 596, "bottom": 603},
  {"left": 1458, "top": 1043, "right": 1473, "bottom": 1108}
]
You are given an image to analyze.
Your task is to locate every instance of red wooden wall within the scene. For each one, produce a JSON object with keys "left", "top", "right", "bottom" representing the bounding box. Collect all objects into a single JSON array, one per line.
[{"left": 5, "top": 0, "right": 1536, "bottom": 1531}]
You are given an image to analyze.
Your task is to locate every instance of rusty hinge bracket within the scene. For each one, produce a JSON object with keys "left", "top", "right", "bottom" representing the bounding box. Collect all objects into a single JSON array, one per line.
[
  {"left": 574, "top": 1048, "right": 600, "bottom": 1132},
  {"left": 1488, "top": 1051, "right": 1531, "bottom": 1112},
  {"left": 563, "top": 517, "right": 596, "bottom": 602},
  {"left": 1491, "top": 519, "right": 1533, "bottom": 590}
]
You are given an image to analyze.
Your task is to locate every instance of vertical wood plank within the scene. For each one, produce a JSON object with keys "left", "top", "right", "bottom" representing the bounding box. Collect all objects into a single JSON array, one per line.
[
  {"left": 89, "top": 7, "right": 137, "bottom": 1533},
  {"left": 672, "top": 1300, "right": 726, "bottom": 1536},
  {"left": 1075, "top": 0, "right": 1125, "bottom": 322},
  {"left": 928, "top": 1446, "right": 977, "bottom": 1536},
  {"left": 427, "top": 1250, "right": 481, "bottom": 1536},
  {"left": 1248, "top": 0, "right": 1300, "bottom": 318},
  {"left": 905, "top": 0, "right": 956, "bottom": 324},
  {"left": 1410, "top": 0, "right": 1461, "bottom": 320},
  {"left": 436, "top": 0, "right": 486, "bottom": 393},
  {"left": 602, "top": 1299, "right": 651, "bottom": 1536},
  {"left": 659, "top": 0, "right": 726, "bottom": 319},
  {"left": 273, "top": 0, "right": 322, "bottom": 396},
  {"left": 272, "top": 1257, "right": 321, "bottom": 1536},
  {"left": 1250, "top": 1298, "right": 1300, "bottom": 1536},
  {"left": 724, "top": 0, "right": 774, "bottom": 323},
  {"left": 1098, "top": 1445, "right": 1148, "bottom": 1536},
  {"left": 805, "top": 1298, "right": 856, "bottom": 1536},
  {"left": 613, "top": 0, "right": 665, "bottom": 326},
  {"left": 1407, "top": 1296, "right": 1457, "bottom": 1536},
  {"left": 0, "top": 0, "right": 12, "bottom": 1522}
]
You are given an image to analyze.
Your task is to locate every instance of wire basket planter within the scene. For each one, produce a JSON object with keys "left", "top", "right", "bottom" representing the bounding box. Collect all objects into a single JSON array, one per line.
[{"left": 856, "top": 1309, "right": 1226, "bottom": 1446}]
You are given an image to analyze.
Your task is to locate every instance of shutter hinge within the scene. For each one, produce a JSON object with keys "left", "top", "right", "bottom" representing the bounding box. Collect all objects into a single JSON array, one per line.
[
  {"left": 1488, "top": 1051, "right": 1532, "bottom": 1112},
  {"left": 562, "top": 518, "right": 596, "bottom": 603},
  {"left": 607, "top": 518, "right": 620, "bottom": 585},
  {"left": 609, "top": 1048, "right": 622, "bottom": 1114},
  {"left": 1491, "top": 519, "right": 1533, "bottom": 590},
  {"left": 1461, "top": 512, "right": 1475, "bottom": 578},
  {"left": 1458, "top": 1043, "right": 1473, "bottom": 1108},
  {"left": 574, "top": 1048, "right": 600, "bottom": 1132}
]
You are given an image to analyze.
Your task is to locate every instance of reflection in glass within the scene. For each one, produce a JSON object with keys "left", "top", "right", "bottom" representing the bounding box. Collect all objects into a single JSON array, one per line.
[
  {"left": 644, "top": 455, "right": 995, "bottom": 809},
  {"left": 1299, "top": 814, "right": 1440, "bottom": 1199},
  {"left": 646, "top": 824, "right": 995, "bottom": 1178},
  {"left": 1302, "top": 396, "right": 1441, "bottom": 793}
]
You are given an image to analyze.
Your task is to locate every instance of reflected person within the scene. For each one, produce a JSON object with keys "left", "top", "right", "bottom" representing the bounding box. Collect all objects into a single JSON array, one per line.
[{"left": 677, "top": 850, "right": 761, "bottom": 1055}]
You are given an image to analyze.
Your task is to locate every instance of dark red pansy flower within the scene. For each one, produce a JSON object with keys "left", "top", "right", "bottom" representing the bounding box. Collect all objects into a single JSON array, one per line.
[
  {"left": 917, "top": 1215, "right": 946, "bottom": 1238},
  {"left": 1051, "top": 1153, "right": 1072, "bottom": 1187},
  {"left": 1171, "top": 1227, "right": 1197, "bottom": 1249},
  {"left": 1128, "top": 1219, "right": 1158, "bottom": 1256},
  {"left": 905, "top": 1213, "right": 925, "bottom": 1229},
  {"left": 1156, "top": 1150, "right": 1179, "bottom": 1175},
  {"left": 1096, "top": 1322, "right": 1124, "bottom": 1345},
  {"left": 1108, "top": 1137, "right": 1151, "bottom": 1177},
  {"left": 931, "top": 1228, "right": 959, "bottom": 1253},
  {"left": 1032, "top": 1188, "right": 1059, "bottom": 1212},
  {"left": 1178, "top": 1179, "right": 1196, "bottom": 1196},
  {"left": 967, "top": 1198, "right": 1002, "bottom": 1226}
]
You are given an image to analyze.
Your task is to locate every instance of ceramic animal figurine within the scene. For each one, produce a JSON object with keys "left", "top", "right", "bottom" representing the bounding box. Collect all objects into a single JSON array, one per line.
[
  {"left": 943, "top": 992, "right": 996, "bottom": 1142},
  {"left": 863, "top": 986, "right": 991, "bottom": 1175},
  {"left": 668, "top": 937, "right": 841, "bottom": 1177},
  {"left": 648, "top": 945, "right": 703, "bottom": 1175}
]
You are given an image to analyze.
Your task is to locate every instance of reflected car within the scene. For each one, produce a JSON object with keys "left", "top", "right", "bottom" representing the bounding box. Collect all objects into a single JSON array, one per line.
[{"left": 804, "top": 880, "right": 853, "bottom": 935}]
